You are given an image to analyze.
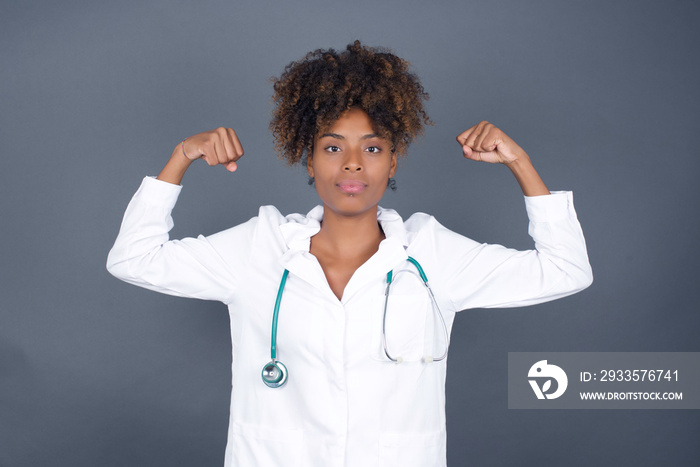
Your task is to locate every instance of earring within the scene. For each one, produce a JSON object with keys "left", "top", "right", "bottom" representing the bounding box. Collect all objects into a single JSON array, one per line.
[
  {"left": 308, "top": 176, "right": 315, "bottom": 186},
  {"left": 387, "top": 178, "right": 397, "bottom": 191}
]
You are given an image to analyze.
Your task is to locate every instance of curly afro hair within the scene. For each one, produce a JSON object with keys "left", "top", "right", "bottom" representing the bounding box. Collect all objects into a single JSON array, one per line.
[{"left": 270, "top": 40, "right": 431, "bottom": 165}]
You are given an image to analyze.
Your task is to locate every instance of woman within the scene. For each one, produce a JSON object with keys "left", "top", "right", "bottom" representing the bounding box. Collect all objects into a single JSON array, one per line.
[{"left": 107, "top": 41, "right": 592, "bottom": 466}]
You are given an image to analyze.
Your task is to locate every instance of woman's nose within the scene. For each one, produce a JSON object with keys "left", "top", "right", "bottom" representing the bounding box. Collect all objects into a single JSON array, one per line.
[{"left": 343, "top": 150, "right": 363, "bottom": 171}]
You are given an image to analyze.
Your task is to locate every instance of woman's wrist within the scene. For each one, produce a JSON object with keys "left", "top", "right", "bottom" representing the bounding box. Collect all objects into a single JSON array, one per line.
[{"left": 157, "top": 146, "right": 195, "bottom": 185}]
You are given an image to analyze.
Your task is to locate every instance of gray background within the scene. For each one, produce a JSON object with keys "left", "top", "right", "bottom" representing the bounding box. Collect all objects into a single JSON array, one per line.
[{"left": 2, "top": 0, "right": 699, "bottom": 465}]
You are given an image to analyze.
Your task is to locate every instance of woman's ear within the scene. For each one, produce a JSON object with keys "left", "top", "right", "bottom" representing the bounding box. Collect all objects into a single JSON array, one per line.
[
  {"left": 306, "top": 156, "right": 314, "bottom": 177},
  {"left": 389, "top": 152, "right": 397, "bottom": 178}
]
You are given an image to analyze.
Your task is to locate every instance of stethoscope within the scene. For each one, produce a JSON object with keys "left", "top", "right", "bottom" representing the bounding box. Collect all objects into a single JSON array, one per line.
[{"left": 261, "top": 257, "right": 450, "bottom": 388}]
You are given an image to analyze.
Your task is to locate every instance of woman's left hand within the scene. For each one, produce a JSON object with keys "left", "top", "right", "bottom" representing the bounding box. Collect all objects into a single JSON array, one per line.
[{"left": 457, "top": 121, "right": 529, "bottom": 165}]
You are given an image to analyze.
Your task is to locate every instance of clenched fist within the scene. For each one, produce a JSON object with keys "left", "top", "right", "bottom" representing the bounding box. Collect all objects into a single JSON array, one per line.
[
  {"left": 457, "top": 121, "right": 528, "bottom": 165},
  {"left": 182, "top": 127, "right": 245, "bottom": 172}
]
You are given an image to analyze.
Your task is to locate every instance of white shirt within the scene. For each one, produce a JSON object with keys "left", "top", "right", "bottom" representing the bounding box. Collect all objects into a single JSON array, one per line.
[{"left": 107, "top": 176, "right": 592, "bottom": 467}]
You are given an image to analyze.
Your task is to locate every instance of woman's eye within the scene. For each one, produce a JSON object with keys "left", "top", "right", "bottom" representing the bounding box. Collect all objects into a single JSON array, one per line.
[
  {"left": 366, "top": 146, "right": 382, "bottom": 154},
  {"left": 325, "top": 145, "right": 341, "bottom": 153}
]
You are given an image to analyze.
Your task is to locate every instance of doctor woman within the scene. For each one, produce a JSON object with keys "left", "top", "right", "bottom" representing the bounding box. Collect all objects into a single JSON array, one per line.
[{"left": 107, "top": 41, "right": 592, "bottom": 467}]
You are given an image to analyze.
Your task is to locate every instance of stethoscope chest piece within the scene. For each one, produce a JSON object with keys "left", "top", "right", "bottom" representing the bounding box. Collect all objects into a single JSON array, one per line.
[{"left": 261, "top": 360, "right": 288, "bottom": 388}]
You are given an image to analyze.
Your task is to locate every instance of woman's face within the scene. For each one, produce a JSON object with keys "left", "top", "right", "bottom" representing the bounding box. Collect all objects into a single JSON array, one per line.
[{"left": 307, "top": 108, "right": 397, "bottom": 218}]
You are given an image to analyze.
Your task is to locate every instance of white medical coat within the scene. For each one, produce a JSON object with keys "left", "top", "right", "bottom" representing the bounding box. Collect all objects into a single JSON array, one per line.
[{"left": 107, "top": 176, "right": 592, "bottom": 467}]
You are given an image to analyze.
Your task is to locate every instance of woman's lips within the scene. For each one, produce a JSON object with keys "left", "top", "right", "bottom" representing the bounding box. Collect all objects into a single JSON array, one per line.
[{"left": 337, "top": 180, "right": 367, "bottom": 194}]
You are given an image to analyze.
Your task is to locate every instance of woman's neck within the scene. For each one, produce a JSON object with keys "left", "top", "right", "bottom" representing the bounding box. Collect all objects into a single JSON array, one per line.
[
  {"left": 312, "top": 206, "right": 384, "bottom": 257},
  {"left": 309, "top": 205, "right": 385, "bottom": 300}
]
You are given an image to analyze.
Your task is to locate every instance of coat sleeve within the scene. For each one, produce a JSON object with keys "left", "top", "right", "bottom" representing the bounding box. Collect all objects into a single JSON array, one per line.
[
  {"left": 421, "top": 191, "right": 593, "bottom": 311},
  {"left": 106, "top": 176, "right": 250, "bottom": 304}
]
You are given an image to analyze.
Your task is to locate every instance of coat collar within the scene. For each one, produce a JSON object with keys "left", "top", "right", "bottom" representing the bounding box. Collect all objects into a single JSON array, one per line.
[
  {"left": 277, "top": 206, "right": 409, "bottom": 302},
  {"left": 278, "top": 205, "right": 408, "bottom": 252}
]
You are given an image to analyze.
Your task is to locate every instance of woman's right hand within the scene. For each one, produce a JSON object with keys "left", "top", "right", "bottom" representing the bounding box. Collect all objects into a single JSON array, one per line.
[
  {"left": 157, "top": 127, "right": 245, "bottom": 185},
  {"left": 182, "top": 127, "right": 245, "bottom": 172}
]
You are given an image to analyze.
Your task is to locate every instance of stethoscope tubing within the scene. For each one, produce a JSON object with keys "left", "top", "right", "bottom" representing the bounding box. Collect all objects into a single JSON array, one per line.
[
  {"left": 261, "top": 269, "right": 289, "bottom": 388},
  {"left": 262, "top": 256, "right": 449, "bottom": 388},
  {"left": 270, "top": 269, "right": 289, "bottom": 360}
]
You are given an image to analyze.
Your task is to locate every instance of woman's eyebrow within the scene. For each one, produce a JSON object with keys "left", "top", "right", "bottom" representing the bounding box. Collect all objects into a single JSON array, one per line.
[
  {"left": 318, "top": 133, "right": 381, "bottom": 140},
  {"left": 319, "top": 132, "right": 344, "bottom": 140}
]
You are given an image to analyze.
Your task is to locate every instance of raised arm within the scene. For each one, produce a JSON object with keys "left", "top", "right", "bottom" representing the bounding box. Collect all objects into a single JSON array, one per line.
[
  {"left": 106, "top": 128, "right": 249, "bottom": 303},
  {"left": 424, "top": 121, "right": 594, "bottom": 310}
]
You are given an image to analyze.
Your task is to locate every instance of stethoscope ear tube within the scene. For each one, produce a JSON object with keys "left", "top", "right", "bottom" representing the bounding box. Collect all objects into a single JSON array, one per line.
[{"left": 382, "top": 256, "right": 449, "bottom": 364}]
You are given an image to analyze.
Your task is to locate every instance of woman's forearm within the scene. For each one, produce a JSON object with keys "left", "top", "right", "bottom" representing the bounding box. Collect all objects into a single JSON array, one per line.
[{"left": 506, "top": 157, "right": 550, "bottom": 197}]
